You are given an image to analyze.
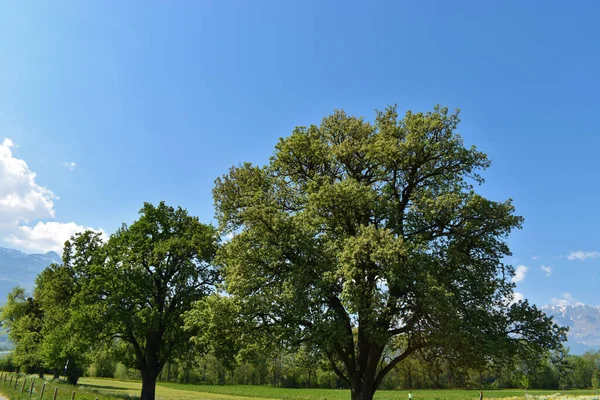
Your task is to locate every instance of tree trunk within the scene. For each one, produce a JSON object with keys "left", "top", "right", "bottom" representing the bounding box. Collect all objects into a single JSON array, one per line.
[
  {"left": 141, "top": 368, "right": 159, "bottom": 400},
  {"left": 66, "top": 360, "right": 80, "bottom": 385},
  {"left": 350, "top": 385, "right": 375, "bottom": 400}
]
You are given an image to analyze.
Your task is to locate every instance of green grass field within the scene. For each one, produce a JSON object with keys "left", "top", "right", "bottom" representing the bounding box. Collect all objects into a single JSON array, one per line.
[
  {"left": 2, "top": 375, "right": 600, "bottom": 400},
  {"left": 155, "top": 382, "right": 600, "bottom": 400}
]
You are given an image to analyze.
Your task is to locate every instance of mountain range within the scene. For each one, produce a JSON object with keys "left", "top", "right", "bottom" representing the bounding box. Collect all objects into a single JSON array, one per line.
[
  {"left": 0, "top": 246, "right": 62, "bottom": 348},
  {"left": 0, "top": 246, "right": 61, "bottom": 303},
  {"left": 541, "top": 304, "right": 600, "bottom": 354},
  {"left": 0, "top": 246, "right": 598, "bottom": 355}
]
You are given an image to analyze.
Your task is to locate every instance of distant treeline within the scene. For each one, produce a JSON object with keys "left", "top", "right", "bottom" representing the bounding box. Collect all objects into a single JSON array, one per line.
[{"left": 2, "top": 346, "right": 597, "bottom": 390}]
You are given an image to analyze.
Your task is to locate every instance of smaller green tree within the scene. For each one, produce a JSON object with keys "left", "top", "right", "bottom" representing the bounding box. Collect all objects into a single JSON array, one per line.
[
  {"left": 0, "top": 286, "right": 44, "bottom": 375},
  {"left": 71, "top": 202, "right": 219, "bottom": 400},
  {"left": 592, "top": 369, "right": 600, "bottom": 390},
  {"left": 551, "top": 347, "right": 574, "bottom": 390},
  {"left": 35, "top": 262, "right": 91, "bottom": 383}
]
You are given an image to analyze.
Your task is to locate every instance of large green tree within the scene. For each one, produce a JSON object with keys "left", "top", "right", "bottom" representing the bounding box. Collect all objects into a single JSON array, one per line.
[
  {"left": 70, "top": 202, "right": 219, "bottom": 400},
  {"left": 208, "top": 105, "right": 566, "bottom": 400}
]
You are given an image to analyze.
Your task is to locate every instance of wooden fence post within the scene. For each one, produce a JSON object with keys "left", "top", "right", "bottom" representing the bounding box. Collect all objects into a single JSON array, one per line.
[
  {"left": 14, "top": 375, "right": 19, "bottom": 389},
  {"left": 40, "top": 381, "right": 46, "bottom": 399},
  {"left": 52, "top": 386, "right": 58, "bottom": 400},
  {"left": 9, "top": 375, "right": 12, "bottom": 387},
  {"left": 22, "top": 377, "right": 27, "bottom": 392},
  {"left": 30, "top": 379, "right": 35, "bottom": 397},
  {"left": 71, "top": 390, "right": 75, "bottom": 400}
]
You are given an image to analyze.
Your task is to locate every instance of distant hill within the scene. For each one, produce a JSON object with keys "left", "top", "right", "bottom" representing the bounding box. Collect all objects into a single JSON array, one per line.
[
  {"left": 0, "top": 246, "right": 61, "bottom": 303},
  {"left": 541, "top": 304, "right": 600, "bottom": 354}
]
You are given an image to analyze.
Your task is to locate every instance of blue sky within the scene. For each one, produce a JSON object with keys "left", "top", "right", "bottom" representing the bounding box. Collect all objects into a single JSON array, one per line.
[{"left": 0, "top": 1, "right": 599, "bottom": 307}]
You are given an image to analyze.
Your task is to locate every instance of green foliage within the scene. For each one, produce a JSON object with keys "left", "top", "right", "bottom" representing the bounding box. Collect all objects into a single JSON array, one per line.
[
  {"left": 69, "top": 202, "right": 219, "bottom": 400},
  {"left": 36, "top": 262, "right": 91, "bottom": 383},
  {"left": 0, "top": 287, "right": 44, "bottom": 370},
  {"left": 551, "top": 347, "right": 574, "bottom": 390},
  {"left": 0, "top": 202, "right": 218, "bottom": 399},
  {"left": 204, "top": 104, "right": 566, "bottom": 400},
  {"left": 87, "top": 344, "right": 119, "bottom": 378}
]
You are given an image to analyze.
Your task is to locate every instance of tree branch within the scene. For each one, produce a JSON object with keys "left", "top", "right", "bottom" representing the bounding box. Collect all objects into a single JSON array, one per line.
[{"left": 374, "top": 342, "right": 426, "bottom": 390}]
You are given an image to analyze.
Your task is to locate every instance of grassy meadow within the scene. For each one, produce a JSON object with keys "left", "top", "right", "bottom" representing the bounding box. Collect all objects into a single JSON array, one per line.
[
  {"left": 154, "top": 382, "right": 600, "bottom": 400},
  {"left": 2, "top": 374, "right": 600, "bottom": 400}
]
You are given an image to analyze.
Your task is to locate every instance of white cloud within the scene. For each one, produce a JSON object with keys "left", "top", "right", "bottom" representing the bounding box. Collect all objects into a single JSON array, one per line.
[
  {"left": 551, "top": 292, "right": 584, "bottom": 307},
  {"left": 7, "top": 221, "right": 108, "bottom": 254},
  {"left": 513, "top": 292, "right": 524, "bottom": 302},
  {"left": 552, "top": 297, "right": 570, "bottom": 306},
  {"left": 567, "top": 251, "right": 600, "bottom": 261},
  {"left": 0, "top": 138, "right": 104, "bottom": 254},
  {"left": 64, "top": 161, "right": 76, "bottom": 171},
  {"left": 505, "top": 291, "right": 525, "bottom": 306},
  {"left": 512, "top": 265, "right": 528, "bottom": 283},
  {"left": 541, "top": 265, "right": 552, "bottom": 276},
  {"left": 531, "top": 256, "right": 540, "bottom": 261},
  {"left": 0, "top": 138, "right": 55, "bottom": 223}
]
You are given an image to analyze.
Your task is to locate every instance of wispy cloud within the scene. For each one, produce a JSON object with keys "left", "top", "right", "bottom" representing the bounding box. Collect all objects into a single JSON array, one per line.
[
  {"left": 513, "top": 292, "right": 524, "bottom": 302},
  {"left": 551, "top": 292, "right": 583, "bottom": 306},
  {"left": 567, "top": 251, "right": 600, "bottom": 261},
  {"left": 541, "top": 265, "right": 552, "bottom": 276},
  {"left": 531, "top": 256, "right": 540, "bottom": 261},
  {"left": 64, "top": 161, "right": 76, "bottom": 171},
  {"left": 505, "top": 291, "right": 525, "bottom": 306},
  {"left": 512, "top": 265, "right": 528, "bottom": 283}
]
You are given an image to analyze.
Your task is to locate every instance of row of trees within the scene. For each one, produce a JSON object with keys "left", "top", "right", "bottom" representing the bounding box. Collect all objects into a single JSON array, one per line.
[
  {"left": 1, "top": 105, "right": 567, "bottom": 400},
  {"left": 101, "top": 348, "right": 600, "bottom": 390},
  {"left": 3, "top": 344, "right": 598, "bottom": 391}
]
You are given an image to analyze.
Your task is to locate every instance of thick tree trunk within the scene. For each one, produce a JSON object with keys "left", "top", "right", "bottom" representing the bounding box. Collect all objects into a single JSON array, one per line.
[
  {"left": 65, "top": 359, "right": 80, "bottom": 385},
  {"left": 138, "top": 330, "right": 165, "bottom": 400},
  {"left": 141, "top": 368, "right": 159, "bottom": 400},
  {"left": 350, "top": 386, "right": 376, "bottom": 400}
]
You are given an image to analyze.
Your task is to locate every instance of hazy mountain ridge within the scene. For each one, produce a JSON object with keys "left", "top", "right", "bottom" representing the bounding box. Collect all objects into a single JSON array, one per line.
[
  {"left": 0, "top": 246, "right": 61, "bottom": 303},
  {"left": 541, "top": 304, "right": 600, "bottom": 354}
]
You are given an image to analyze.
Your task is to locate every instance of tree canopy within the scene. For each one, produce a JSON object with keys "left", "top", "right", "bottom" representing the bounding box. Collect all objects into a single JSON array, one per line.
[
  {"left": 0, "top": 286, "right": 43, "bottom": 371},
  {"left": 206, "top": 105, "right": 566, "bottom": 400},
  {"left": 68, "top": 202, "right": 219, "bottom": 400}
]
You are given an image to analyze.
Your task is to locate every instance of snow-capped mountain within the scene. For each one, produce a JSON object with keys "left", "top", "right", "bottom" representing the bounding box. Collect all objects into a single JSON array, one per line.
[
  {"left": 541, "top": 304, "right": 600, "bottom": 354},
  {"left": 0, "top": 246, "right": 62, "bottom": 303}
]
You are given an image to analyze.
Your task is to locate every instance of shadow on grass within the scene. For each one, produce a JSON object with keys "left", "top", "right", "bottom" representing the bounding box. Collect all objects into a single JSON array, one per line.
[
  {"left": 78, "top": 383, "right": 138, "bottom": 392},
  {"left": 78, "top": 385, "right": 140, "bottom": 400}
]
